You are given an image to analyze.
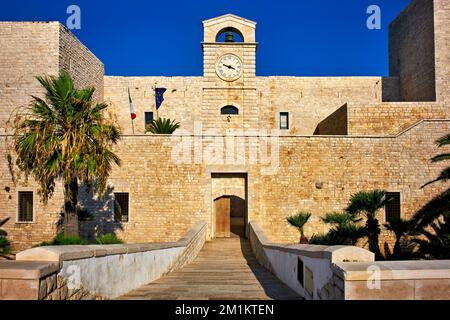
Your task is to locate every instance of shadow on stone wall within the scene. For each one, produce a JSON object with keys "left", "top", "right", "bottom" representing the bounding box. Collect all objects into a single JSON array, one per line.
[{"left": 61, "top": 184, "right": 124, "bottom": 243}]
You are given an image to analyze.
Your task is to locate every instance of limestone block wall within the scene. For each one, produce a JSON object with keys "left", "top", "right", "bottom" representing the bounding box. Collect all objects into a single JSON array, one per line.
[
  {"left": 104, "top": 76, "right": 389, "bottom": 136},
  {"left": 0, "top": 136, "right": 64, "bottom": 252},
  {"left": 389, "top": 0, "right": 436, "bottom": 101},
  {"left": 81, "top": 120, "right": 450, "bottom": 246},
  {"left": 0, "top": 22, "right": 104, "bottom": 134},
  {"left": 0, "top": 22, "right": 105, "bottom": 251},
  {"left": 58, "top": 25, "right": 104, "bottom": 102},
  {"left": 0, "top": 22, "right": 60, "bottom": 134},
  {"left": 314, "top": 104, "right": 348, "bottom": 135},
  {"left": 2, "top": 120, "right": 449, "bottom": 250},
  {"left": 347, "top": 102, "right": 447, "bottom": 135},
  {"left": 104, "top": 76, "right": 204, "bottom": 135},
  {"left": 434, "top": 0, "right": 450, "bottom": 106}
]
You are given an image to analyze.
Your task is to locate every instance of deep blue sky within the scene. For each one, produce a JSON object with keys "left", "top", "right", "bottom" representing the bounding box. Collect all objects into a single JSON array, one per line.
[{"left": 1, "top": 0, "right": 411, "bottom": 76}]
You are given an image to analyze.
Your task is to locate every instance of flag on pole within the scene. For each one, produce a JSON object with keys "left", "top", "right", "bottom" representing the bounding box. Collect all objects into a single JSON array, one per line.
[
  {"left": 128, "top": 88, "right": 136, "bottom": 120},
  {"left": 155, "top": 88, "right": 167, "bottom": 110}
]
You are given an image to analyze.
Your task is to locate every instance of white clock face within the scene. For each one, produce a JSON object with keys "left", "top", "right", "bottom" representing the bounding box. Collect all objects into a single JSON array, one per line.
[{"left": 216, "top": 54, "right": 242, "bottom": 81}]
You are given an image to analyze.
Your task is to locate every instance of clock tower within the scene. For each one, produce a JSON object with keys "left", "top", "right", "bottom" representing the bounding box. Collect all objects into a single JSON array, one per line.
[{"left": 201, "top": 14, "right": 258, "bottom": 131}]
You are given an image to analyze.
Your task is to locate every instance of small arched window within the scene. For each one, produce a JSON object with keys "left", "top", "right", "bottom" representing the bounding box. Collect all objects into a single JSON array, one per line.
[{"left": 220, "top": 105, "right": 239, "bottom": 115}]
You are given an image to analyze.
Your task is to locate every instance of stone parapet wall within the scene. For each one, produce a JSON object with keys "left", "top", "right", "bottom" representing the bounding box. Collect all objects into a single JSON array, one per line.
[
  {"left": 0, "top": 221, "right": 206, "bottom": 299},
  {"left": 249, "top": 221, "right": 450, "bottom": 300},
  {"left": 334, "top": 260, "right": 450, "bottom": 300},
  {"left": 249, "top": 222, "right": 374, "bottom": 300}
]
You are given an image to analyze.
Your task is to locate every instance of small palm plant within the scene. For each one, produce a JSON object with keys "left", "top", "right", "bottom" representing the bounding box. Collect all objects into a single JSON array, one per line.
[
  {"left": 286, "top": 212, "right": 312, "bottom": 244},
  {"left": 146, "top": 117, "right": 180, "bottom": 134},
  {"left": 345, "top": 190, "right": 390, "bottom": 260},
  {"left": 321, "top": 212, "right": 366, "bottom": 245},
  {"left": 384, "top": 216, "right": 410, "bottom": 258}
]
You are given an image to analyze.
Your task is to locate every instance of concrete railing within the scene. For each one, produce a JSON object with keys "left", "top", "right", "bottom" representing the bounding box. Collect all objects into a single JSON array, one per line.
[
  {"left": 0, "top": 221, "right": 207, "bottom": 300},
  {"left": 249, "top": 222, "right": 450, "bottom": 300},
  {"left": 333, "top": 260, "right": 450, "bottom": 300},
  {"left": 249, "top": 221, "right": 374, "bottom": 299}
]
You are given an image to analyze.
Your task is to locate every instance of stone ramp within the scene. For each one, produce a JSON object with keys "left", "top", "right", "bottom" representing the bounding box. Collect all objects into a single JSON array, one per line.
[{"left": 118, "top": 237, "right": 301, "bottom": 300}]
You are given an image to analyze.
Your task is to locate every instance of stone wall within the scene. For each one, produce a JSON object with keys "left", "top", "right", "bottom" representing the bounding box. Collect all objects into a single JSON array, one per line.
[
  {"left": 0, "top": 22, "right": 104, "bottom": 251},
  {"left": 434, "top": 0, "right": 450, "bottom": 107},
  {"left": 314, "top": 104, "right": 348, "bottom": 135},
  {"left": 0, "top": 22, "right": 60, "bottom": 134},
  {"left": 0, "top": 22, "right": 104, "bottom": 134},
  {"left": 84, "top": 119, "right": 450, "bottom": 245},
  {"left": 0, "top": 135, "right": 64, "bottom": 251},
  {"left": 58, "top": 25, "right": 104, "bottom": 102},
  {"left": 389, "top": 0, "right": 436, "bottom": 101},
  {"left": 2, "top": 120, "right": 449, "bottom": 249},
  {"left": 0, "top": 221, "right": 206, "bottom": 299},
  {"left": 105, "top": 76, "right": 387, "bottom": 136},
  {"left": 334, "top": 260, "right": 450, "bottom": 300},
  {"left": 347, "top": 102, "right": 447, "bottom": 135}
]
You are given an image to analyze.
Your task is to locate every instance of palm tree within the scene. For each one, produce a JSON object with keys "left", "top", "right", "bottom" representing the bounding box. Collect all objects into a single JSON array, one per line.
[
  {"left": 321, "top": 212, "right": 366, "bottom": 245},
  {"left": 286, "top": 212, "right": 312, "bottom": 244},
  {"left": 11, "top": 72, "right": 121, "bottom": 236},
  {"left": 409, "top": 188, "right": 450, "bottom": 259},
  {"left": 146, "top": 117, "right": 180, "bottom": 134},
  {"left": 412, "top": 212, "right": 450, "bottom": 259},
  {"left": 422, "top": 133, "right": 450, "bottom": 187},
  {"left": 384, "top": 216, "right": 410, "bottom": 258},
  {"left": 345, "top": 190, "right": 390, "bottom": 259}
]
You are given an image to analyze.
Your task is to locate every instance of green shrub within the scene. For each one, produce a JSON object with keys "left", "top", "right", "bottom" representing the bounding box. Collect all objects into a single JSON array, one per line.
[
  {"left": 36, "top": 234, "right": 88, "bottom": 246},
  {"left": 309, "top": 233, "right": 341, "bottom": 245},
  {"left": 95, "top": 233, "right": 123, "bottom": 245},
  {"left": 0, "top": 236, "right": 11, "bottom": 255}
]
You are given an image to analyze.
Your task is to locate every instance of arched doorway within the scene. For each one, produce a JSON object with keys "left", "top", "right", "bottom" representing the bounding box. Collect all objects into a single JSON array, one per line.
[{"left": 214, "top": 195, "right": 246, "bottom": 238}]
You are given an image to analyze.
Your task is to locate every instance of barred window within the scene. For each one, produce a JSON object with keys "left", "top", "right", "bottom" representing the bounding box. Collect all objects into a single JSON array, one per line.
[
  {"left": 385, "top": 192, "right": 401, "bottom": 220},
  {"left": 18, "top": 191, "right": 33, "bottom": 222},
  {"left": 114, "top": 193, "right": 129, "bottom": 222},
  {"left": 280, "top": 112, "right": 289, "bottom": 130}
]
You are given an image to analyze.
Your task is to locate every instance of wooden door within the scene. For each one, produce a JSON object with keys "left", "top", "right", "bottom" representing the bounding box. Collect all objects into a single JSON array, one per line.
[{"left": 215, "top": 196, "right": 230, "bottom": 237}]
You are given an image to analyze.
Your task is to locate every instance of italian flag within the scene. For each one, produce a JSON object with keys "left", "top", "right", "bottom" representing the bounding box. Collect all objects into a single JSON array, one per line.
[{"left": 128, "top": 88, "right": 136, "bottom": 120}]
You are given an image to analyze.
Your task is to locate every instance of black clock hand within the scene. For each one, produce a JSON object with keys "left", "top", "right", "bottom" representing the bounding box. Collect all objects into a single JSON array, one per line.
[{"left": 223, "top": 63, "right": 235, "bottom": 70}]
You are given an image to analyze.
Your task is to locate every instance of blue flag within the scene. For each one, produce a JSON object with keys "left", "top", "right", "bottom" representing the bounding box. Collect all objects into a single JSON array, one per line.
[{"left": 155, "top": 88, "right": 166, "bottom": 110}]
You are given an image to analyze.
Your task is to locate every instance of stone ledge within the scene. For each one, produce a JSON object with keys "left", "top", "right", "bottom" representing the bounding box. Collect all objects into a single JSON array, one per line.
[
  {"left": 16, "top": 221, "right": 207, "bottom": 263},
  {"left": 333, "top": 260, "right": 450, "bottom": 281},
  {"left": 250, "top": 221, "right": 374, "bottom": 263},
  {"left": 0, "top": 261, "right": 58, "bottom": 280}
]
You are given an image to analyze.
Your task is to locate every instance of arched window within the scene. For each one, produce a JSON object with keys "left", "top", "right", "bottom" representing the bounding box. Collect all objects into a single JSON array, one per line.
[
  {"left": 216, "top": 27, "right": 244, "bottom": 43},
  {"left": 220, "top": 105, "right": 239, "bottom": 115}
]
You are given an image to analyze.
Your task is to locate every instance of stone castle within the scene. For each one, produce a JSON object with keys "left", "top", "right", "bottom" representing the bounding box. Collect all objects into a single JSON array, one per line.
[{"left": 0, "top": 0, "right": 449, "bottom": 251}]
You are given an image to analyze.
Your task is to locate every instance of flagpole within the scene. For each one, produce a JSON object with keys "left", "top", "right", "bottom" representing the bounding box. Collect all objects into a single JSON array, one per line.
[{"left": 131, "top": 118, "right": 135, "bottom": 134}]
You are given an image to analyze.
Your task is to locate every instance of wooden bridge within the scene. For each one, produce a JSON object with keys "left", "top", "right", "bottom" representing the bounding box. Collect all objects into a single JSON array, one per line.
[{"left": 119, "top": 237, "right": 300, "bottom": 300}]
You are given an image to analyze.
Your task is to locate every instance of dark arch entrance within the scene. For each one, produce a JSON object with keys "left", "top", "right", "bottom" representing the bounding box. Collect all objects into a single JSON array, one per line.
[{"left": 214, "top": 195, "right": 246, "bottom": 238}]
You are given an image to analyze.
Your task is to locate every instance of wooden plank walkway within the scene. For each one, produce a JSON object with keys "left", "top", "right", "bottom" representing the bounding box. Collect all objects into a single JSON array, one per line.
[{"left": 119, "top": 237, "right": 301, "bottom": 300}]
